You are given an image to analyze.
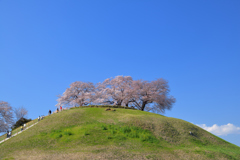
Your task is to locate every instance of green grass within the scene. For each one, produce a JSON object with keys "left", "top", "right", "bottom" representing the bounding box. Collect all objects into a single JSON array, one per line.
[
  {"left": 0, "top": 134, "right": 6, "bottom": 142},
  {"left": 0, "top": 107, "right": 239, "bottom": 160},
  {"left": 0, "top": 118, "right": 38, "bottom": 142}
]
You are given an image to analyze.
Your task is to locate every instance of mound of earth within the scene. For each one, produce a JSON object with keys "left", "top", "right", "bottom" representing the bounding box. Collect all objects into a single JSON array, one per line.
[{"left": 1, "top": 107, "right": 239, "bottom": 160}]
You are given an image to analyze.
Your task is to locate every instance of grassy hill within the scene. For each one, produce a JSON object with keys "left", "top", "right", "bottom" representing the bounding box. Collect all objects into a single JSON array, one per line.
[{"left": 0, "top": 107, "right": 239, "bottom": 160}]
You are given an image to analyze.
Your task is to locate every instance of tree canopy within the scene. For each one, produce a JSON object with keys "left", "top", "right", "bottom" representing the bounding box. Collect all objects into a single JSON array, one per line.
[
  {"left": 11, "top": 117, "right": 32, "bottom": 130},
  {"left": 56, "top": 76, "right": 176, "bottom": 113},
  {"left": 0, "top": 101, "right": 14, "bottom": 132}
]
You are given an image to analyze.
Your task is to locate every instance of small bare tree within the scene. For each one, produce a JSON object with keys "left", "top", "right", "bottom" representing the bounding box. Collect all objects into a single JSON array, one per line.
[
  {"left": 0, "top": 101, "right": 14, "bottom": 132},
  {"left": 14, "top": 106, "right": 28, "bottom": 121}
]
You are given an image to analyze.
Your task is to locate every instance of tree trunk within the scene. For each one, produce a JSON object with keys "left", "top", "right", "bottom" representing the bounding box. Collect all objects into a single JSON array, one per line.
[
  {"left": 116, "top": 100, "right": 122, "bottom": 106},
  {"left": 140, "top": 101, "right": 147, "bottom": 111}
]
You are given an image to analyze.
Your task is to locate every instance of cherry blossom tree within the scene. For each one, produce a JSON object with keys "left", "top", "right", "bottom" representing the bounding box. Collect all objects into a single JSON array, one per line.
[
  {"left": 56, "top": 76, "right": 175, "bottom": 113},
  {"left": 0, "top": 101, "right": 14, "bottom": 132},
  {"left": 92, "top": 82, "right": 113, "bottom": 105},
  {"left": 127, "top": 78, "right": 176, "bottom": 112},
  {"left": 94, "top": 76, "right": 133, "bottom": 106},
  {"left": 56, "top": 81, "right": 95, "bottom": 107}
]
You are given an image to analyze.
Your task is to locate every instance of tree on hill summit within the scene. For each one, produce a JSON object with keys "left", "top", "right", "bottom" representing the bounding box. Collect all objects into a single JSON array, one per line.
[
  {"left": 94, "top": 76, "right": 133, "bottom": 106},
  {"left": 56, "top": 76, "right": 175, "bottom": 113},
  {"left": 56, "top": 81, "right": 95, "bottom": 107},
  {"left": 128, "top": 78, "right": 176, "bottom": 112}
]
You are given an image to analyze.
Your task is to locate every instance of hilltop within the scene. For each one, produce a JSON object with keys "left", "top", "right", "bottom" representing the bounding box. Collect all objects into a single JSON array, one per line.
[{"left": 0, "top": 107, "right": 239, "bottom": 160}]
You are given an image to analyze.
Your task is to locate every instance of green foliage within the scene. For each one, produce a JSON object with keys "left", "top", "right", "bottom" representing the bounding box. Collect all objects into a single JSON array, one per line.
[
  {"left": 63, "top": 130, "right": 73, "bottom": 136},
  {"left": 38, "top": 123, "right": 159, "bottom": 145},
  {"left": 11, "top": 117, "right": 32, "bottom": 130},
  {"left": 206, "top": 153, "right": 215, "bottom": 159},
  {"left": 101, "top": 124, "right": 107, "bottom": 130},
  {"left": 84, "top": 131, "right": 90, "bottom": 136},
  {"left": 100, "top": 124, "right": 160, "bottom": 144},
  {"left": 3, "top": 158, "right": 15, "bottom": 160},
  {"left": 48, "top": 129, "right": 73, "bottom": 139}
]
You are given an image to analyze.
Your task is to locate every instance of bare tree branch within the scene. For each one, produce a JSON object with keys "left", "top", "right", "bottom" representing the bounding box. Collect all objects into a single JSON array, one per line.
[{"left": 14, "top": 106, "right": 28, "bottom": 121}]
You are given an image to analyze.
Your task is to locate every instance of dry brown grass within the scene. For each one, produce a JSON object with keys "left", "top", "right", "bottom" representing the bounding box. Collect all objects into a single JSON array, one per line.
[{"left": 5, "top": 149, "right": 231, "bottom": 160}]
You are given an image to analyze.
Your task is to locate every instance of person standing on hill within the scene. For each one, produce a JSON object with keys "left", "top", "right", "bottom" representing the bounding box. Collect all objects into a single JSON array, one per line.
[
  {"left": 57, "top": 108, "right": 59, "bottom": 113},
  {"left": 60, "top": 106, "right": 62, "bottom": 111},
  {"left": 49, "top": 110, "right": 51, "bottom": 115},
  {"left": 21, "top": 126, "right": 23, "bottom": 131},
  {"left": 38, "top": 116, "right": 40, "bottom": 122}
]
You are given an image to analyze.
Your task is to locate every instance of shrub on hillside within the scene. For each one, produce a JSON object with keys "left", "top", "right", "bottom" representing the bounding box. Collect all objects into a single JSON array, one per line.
[{"left": 11, "top": 117, "right": 32, "bottom": 130}]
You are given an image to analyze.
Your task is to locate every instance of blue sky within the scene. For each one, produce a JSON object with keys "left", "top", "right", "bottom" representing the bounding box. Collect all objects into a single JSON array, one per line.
[{"left": 0, "top": 0, "right": 239, "bottom": 146}]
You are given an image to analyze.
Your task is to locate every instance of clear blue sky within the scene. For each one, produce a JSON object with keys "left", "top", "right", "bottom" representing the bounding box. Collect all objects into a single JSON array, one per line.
[{"left": 0, "top": 0, "right": 239, "bottom": 146}]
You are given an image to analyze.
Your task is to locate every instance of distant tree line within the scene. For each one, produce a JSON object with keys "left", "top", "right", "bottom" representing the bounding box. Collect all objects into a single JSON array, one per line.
[{"left": 56, "top": 76, "right": 176, "bottom": 113}]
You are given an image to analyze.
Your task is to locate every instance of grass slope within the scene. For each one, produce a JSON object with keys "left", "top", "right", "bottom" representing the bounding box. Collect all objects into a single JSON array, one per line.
[{"left": 0, "top": 107, "right": 239, "bottom": 160}]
